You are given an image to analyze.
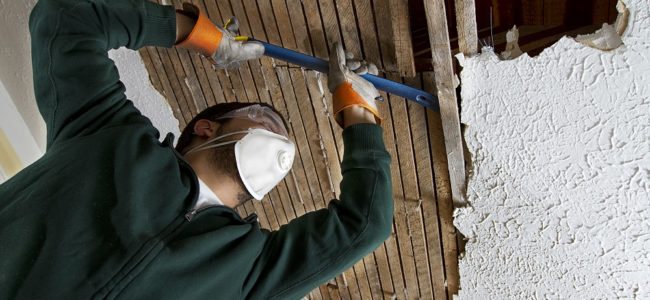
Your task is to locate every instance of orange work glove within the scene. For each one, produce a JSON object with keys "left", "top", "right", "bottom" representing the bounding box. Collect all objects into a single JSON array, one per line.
[
  {"left": 175, "top": 3, "right": 263, "bottom": 69},
  {"left": 327, "top": 43, "right": 382, "bottom": 127}
]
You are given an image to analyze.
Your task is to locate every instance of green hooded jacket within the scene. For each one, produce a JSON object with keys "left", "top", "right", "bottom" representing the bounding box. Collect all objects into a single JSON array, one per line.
[{"left": 0, "top": 0, "right": 393, "bottom": 298}]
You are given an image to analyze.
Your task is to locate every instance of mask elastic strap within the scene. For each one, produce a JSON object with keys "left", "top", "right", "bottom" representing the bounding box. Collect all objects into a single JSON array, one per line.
[{"left": 183, "top": 130, "right": 249, "bottom": 155}]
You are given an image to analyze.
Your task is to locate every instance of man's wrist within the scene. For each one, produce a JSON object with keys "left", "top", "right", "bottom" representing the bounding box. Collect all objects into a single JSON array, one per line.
[
  {"left": 342, "top": 106, "right": 377, "bottom": 128},
  {"left": 175, "top": 11, "right": 196, "bottom": 44}
]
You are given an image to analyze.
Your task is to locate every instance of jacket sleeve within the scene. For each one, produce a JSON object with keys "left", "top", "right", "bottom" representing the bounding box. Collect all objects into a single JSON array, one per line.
[
  {"left": 247, "top": 124, "right": 393, "bottom": 300},
  {"left": 29, "top": 0, "right": 177, "bottom": 148}
]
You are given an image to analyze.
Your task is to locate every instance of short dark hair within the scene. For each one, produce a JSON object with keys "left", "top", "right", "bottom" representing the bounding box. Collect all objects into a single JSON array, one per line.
[{"left": 175, "top": 102, "right": 287, "bottom": 154}]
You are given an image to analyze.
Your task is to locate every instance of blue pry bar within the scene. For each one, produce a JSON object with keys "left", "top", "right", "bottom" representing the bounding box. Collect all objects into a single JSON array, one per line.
[{"left": 259, "top": 41, "right": 440, "bottom": 111}]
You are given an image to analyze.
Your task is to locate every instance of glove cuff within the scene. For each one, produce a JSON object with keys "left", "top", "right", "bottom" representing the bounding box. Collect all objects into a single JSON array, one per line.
[
  {"left": 332, "top": 82, "right": 382, "bottom": 127},
  {"left": 175, "top": 4, "right": 222, "bottom": 57}
]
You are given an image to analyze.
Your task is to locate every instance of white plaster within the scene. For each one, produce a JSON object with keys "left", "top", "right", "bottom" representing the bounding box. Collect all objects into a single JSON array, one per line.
[
  {"left": 109, "top": 49, "right": 181, "bottom": 142},
  {"left": 0, "top": 0, "right": 180, "bottom": 156},
  {"left": 455, "top": 0, "right": 650, "bottom": 298}
]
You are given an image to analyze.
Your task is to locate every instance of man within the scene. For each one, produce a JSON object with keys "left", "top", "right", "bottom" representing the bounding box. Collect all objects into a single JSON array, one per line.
[{"left": 0, "top": 0, "right": 393, "bottom": 298}]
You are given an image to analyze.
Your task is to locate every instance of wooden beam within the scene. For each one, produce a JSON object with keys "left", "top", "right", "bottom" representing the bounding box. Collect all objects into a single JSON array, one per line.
[
  {"left": 424, "top": 0, "right": 467, "bottom": 207},
  {"left": 454, "top": 0, "right": 479, "bottom": 55}
]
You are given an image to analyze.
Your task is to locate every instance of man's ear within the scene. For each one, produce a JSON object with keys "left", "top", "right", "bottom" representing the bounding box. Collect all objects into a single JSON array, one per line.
[{"left": 193, "top": 119, "right": 220, "bottom": 138}]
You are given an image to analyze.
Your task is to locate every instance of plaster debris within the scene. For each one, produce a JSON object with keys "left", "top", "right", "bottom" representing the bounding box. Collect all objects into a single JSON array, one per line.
[
  {"left": 577, "top": 1, "right": 630, "bottom": 51},
  {"left": 500, "top": 26, "right": 523, "bottom": 60},
  {"left": 455, "top": 0, "right": 650, "bottom": 298}
]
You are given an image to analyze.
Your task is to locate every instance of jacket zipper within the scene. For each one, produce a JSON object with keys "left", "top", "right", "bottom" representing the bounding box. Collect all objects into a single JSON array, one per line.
[{"left": 185, "top": 205, "right": 219, "bottom": 221}]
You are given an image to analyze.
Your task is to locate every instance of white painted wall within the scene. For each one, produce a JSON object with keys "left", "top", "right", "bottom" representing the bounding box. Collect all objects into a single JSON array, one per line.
[
  {"left": 0, "top": 0, "right": 46, "bottom": 151},
  {"left": 0, "top": 0, "right": 180, "bottom": 180},
  {"left": 0, "top": 80, "right": 42, "bottom": 175},
  {"left": 455, "top": 0, "right": 650, "bottom": 298}
]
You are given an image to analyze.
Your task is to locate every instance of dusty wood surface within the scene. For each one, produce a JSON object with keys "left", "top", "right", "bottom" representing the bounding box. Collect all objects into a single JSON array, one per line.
[
  {"left": 140, "top": 0, "right": 461, "bottom": 298},
  {"left": 424, "top": 0, "right": 467, "bottom": 208},
  {"left": 454, "top": 0, "right": 478, "bottom": 55},
  {"left": 389, "top": 0, "right": 416, "bottom": 77}
]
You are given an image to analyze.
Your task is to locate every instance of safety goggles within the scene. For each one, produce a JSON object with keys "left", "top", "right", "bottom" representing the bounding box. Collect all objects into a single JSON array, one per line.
[{"left": 215, "top": 104, "right": 289, "bottom": 138}]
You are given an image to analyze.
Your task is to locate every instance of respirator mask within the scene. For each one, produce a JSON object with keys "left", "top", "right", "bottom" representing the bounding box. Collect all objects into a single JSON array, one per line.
[{"left": 184, "top": 105, "right": 295, "bottom": 200}]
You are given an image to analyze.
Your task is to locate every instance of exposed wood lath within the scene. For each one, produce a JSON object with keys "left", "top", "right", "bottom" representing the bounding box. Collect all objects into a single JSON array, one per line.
[{"left": 140, "top": 0, "right": 461, "bottom": 298}]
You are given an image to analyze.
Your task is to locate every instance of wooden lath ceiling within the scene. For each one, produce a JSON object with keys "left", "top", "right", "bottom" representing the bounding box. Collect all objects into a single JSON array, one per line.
[{"left": 139, "top": 0, "right": 460, "bottom": 298}]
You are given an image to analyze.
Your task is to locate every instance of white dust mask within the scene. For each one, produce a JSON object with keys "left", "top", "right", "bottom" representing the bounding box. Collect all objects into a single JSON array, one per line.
[{"left": 184, "top": 128, "right": 295, "bottom": 200}]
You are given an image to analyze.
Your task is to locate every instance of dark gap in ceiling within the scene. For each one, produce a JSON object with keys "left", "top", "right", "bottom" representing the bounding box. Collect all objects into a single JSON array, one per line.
[{"left": 409, "top": 0, "right": 620, "bottom": 72}]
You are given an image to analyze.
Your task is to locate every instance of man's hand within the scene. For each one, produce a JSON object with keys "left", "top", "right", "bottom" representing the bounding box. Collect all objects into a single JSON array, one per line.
[
  {"left": 175, "top": 3, "right": 263, "bottom": 69},
  {"left": 327, "top": 43, "right": 382, "bottom": 128}
]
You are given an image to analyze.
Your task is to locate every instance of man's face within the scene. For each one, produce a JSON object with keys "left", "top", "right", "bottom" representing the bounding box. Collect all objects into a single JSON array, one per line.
[{"left": 205, "top": 115, "right": 287, "bottom": 206}]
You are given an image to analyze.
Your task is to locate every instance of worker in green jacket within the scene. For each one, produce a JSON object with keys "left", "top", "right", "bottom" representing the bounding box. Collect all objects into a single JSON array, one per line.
[{"left": 0, "top": 0, "right": 393, "bottom": 299}]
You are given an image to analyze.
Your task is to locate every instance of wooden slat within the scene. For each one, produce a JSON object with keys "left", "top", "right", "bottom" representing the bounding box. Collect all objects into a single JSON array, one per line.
[
  {"left": 167, "top": 48, "right": 200, "bottom": 114},
  {"left": 372, "top": 0, "right": 398, "bottom": 72},
  {"left": 175, "top": 48, "right": 209, "bottom": 113},
  {"left": 423, "top": 72, "right": 460, "bottom": 299},
  {"left": 408, "top": 73, "right": 451, "bottom": 299},
  {"left": 389, "top": 0, "right": 416, "bottom": 77},
  {"left": 423, "top": 0, "right": 467, "bottom": 207},
  {"left": 384, "top": 74, "right": 424, "bottom": 299},
  {"left": 318, "top": 0, "right": 343, "bottom": 47},
  {"left": 334, "top": 0, "right": 363, "bottom": 57},
  {"left": 454, "top": 0, "right": 479, "bottom": 55},
  {"left": 420, "top": 72, "right": 460, "bottom": 299},
  {"left": 403, "top": 75, "right": 435, "bottom": 299},
  {"left": 423, "top": 2, "right": 464, "bottom": 296},
  {"left": 352, "top": 0, "right": 383, "bottom": 67}
]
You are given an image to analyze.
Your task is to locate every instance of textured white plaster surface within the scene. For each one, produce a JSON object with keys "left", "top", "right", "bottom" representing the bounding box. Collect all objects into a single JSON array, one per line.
[
  {"left": 455, "top": 0, "right": 650, "bottom": 298},
  {"left": 0, "top": 0, "right": 180, "bottom": 151}
]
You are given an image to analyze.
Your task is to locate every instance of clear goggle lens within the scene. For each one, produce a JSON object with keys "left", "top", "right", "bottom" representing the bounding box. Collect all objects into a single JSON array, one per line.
[{"left": 215, "top": 104, "right": 289, "bottom": 137}]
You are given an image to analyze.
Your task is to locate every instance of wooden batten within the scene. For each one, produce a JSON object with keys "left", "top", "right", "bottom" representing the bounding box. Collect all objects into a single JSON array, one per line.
[
  {"left": 389, "top": 0, "right": 417, "bottom": 77},
  {"left": 424, "top": 0, "right": 468, "bottom": 208}
]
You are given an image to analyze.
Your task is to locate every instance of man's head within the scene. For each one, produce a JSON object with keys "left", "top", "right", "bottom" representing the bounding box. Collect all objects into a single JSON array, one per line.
[{"left": 177, "top": 102, "right": 291, "bottom": 208}]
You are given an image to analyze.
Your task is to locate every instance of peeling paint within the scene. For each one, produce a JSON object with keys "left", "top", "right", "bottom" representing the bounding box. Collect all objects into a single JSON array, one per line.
[{"left": 455, "top": 0, "right": 650, "bottom": 298}]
